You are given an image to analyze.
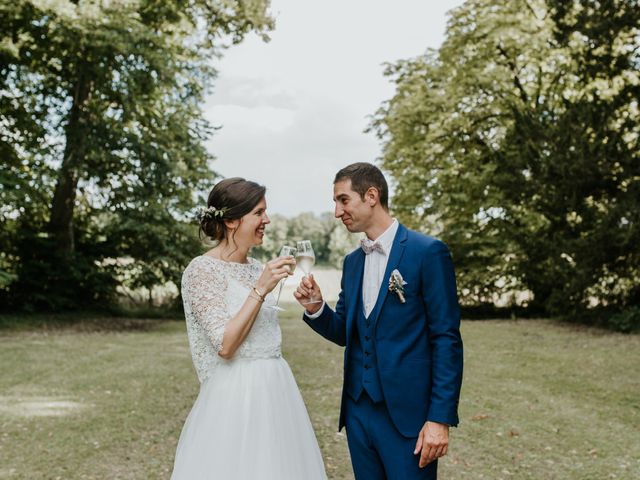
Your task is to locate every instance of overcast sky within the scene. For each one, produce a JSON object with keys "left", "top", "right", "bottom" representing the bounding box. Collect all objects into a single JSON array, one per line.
[{"left": 204, "top": 0, "right": 465, "bottom": 217}]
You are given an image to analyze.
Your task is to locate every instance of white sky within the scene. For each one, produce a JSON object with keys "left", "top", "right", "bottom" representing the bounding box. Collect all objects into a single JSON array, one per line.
[{"left": 204, "top": 0, "right": 465, "bottom": 217}]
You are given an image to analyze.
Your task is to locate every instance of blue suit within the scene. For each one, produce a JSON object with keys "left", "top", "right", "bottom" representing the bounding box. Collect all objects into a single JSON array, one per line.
[{"left": 304, "top": 224, "right": 463, "bottom": 479}]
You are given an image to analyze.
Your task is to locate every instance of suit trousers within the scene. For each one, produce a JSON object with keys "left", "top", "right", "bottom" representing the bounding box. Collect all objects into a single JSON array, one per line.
[{"left": 344, "top": 391, "right": 437, "bottom": 480}]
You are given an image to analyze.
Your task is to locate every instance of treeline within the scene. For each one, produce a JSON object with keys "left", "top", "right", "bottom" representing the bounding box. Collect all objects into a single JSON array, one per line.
[
  {"left": 371, "top": 0, "right": 640, "bottom": 331},
  {"left": 250, "top": 212, "right": 361, "bottom": 266},
  {"left": 3, "top": 0, "right": 639, "bottom": 332}
]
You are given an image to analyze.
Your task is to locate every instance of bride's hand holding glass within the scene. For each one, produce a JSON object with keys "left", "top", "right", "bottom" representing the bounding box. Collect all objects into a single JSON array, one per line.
[
  {"left": 254, "top": 254, "right": 296, "bottom": 301},
  {"left": 268, "top": 245, "right": 297, "bottom": 310}
]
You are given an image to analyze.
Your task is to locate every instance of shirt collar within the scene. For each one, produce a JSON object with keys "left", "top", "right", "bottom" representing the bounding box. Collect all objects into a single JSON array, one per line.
[{"left": 368, "top": 219, "right": 398, "bottom": 255}]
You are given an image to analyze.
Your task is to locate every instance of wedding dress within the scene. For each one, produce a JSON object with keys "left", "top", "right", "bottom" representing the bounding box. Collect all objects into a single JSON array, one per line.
[{"left": 171, "top": 255, "right": 326, "bottom": 479}]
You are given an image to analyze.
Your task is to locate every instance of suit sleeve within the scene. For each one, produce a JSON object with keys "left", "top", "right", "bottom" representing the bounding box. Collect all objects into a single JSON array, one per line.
[
  {"left": 302, "top": 260, "right": 348, "bottom": 347},
  {"left": 422, "top": 240, "right": 464, "bottom": 427}
]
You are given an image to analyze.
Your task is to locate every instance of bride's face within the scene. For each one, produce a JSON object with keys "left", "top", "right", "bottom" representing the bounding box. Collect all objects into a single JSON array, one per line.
[{"left": 227, "top": 197, "right": 270, "bottom": 248}]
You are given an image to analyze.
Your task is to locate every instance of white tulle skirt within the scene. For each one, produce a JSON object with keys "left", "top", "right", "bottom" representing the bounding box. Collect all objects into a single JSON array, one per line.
[{"left": 171, "top": 356, "right": 327, "bottom": 479}]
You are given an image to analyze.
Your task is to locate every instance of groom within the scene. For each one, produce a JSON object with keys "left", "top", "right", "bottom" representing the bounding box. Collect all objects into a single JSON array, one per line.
[{"left": 295, "top": 162, "right": 463, "bottom": 479}]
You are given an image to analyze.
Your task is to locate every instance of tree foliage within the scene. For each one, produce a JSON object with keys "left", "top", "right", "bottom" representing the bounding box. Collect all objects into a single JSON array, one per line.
[
  {"left": 371, "top": 0, "right": 640, "bottom": 327},
  {"left": 1, "top": 0, "right": 273, "bottom": 310}
]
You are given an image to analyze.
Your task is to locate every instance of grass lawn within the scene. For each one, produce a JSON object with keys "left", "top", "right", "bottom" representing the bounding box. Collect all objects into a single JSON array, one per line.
[{"left": 0, "top": 308, "right": 638, "bottom": 479}]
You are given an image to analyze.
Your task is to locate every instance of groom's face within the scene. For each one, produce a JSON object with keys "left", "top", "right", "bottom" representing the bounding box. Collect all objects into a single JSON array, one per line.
[{"left": 333, "top": 179, "right": 371, "bottom": 233}]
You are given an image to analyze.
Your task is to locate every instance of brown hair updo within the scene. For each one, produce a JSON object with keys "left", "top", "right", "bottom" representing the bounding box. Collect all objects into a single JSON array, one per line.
[{"left": 199, "top": 177, "right": 267, "bottom": 243}]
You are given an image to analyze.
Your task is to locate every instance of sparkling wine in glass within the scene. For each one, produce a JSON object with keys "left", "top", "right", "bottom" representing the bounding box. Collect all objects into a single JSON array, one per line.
[
  {"left": 273, "top": 245, "right": 297, "bottom": 310},
  {"left": 295, "top": 240, "right": 315, "bottom": 274},
  {"left": 296, "top": 240, "right": 320, "bottom": 304}
]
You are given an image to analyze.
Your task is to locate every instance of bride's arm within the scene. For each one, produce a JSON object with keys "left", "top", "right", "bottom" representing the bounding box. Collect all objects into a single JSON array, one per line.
[
  {"left": 218, "top": 257, "right": 293, "bottom": 358},
  {"left": 184, "top": 257, "right": 293, "bottom": 359},
  {"left": 216, "top": 293, "right": 263, "bottom": 359},
  {"left": 182, "top": 257, "right": 294, "bottom": 358}
]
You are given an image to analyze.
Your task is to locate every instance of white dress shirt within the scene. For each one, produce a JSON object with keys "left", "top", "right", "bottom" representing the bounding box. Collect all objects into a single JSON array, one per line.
[
  {"left": 361, "top": 219, "right": 398, "bottom": 317},
  {"left": 306, "top": 219, "right": 399, "bottom": 319}
]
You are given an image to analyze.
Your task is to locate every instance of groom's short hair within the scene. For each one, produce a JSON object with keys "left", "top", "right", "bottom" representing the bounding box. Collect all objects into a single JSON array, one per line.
[{"left": 334, "top": 162, "right": 389, "bottom": 210}]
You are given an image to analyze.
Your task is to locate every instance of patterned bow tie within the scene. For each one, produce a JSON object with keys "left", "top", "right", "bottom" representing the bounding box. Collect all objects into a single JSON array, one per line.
[{"left": 361, "top": 238, "right": 385, "bottom": 255}]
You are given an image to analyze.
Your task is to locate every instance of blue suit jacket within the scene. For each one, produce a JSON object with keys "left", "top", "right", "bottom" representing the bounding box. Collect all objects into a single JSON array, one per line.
[{"left": 303, "top": 224, "right": 463, "bottom": 437}]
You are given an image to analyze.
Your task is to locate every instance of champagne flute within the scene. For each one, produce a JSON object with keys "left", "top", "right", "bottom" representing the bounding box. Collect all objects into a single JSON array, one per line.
[
  {"left": 272, "top": 245, "right": 297, "bottom": 311},
  {"left": 296, "top": 240, "right": 321, "bottom": 304}
]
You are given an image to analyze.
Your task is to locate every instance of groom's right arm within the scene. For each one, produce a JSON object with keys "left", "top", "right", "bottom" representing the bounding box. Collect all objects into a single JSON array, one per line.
[{"left": 299, "top": 270, "right": 348, "bottom": 347}]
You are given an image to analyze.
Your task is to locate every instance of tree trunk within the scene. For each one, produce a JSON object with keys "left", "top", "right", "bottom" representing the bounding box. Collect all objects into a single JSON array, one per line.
[{"left": 49, "top": 70, "right": 92, "bottom": 259}]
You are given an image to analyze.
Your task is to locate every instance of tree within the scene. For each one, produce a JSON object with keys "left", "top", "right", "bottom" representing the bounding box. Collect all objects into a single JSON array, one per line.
[
  {"left": 0, "top": 0, "right": 272, "bottom": 310},
  {"left": 327, "top": 223, "right": 361, "bottom": 268},
  {"left": 286, "top": 212, "right": 335, "bottom": 264},
  {"left": 252, "top": 212, "right": 344, "bottom": 266},
  {"left": 371, "top": 0, "right": 640, "bottom": 325},
  {"left": 251, "top": 213, "right": 289, "bottom": 261},
  {"left": 541, "top": 0, "right": 640, "bottom": 314}
]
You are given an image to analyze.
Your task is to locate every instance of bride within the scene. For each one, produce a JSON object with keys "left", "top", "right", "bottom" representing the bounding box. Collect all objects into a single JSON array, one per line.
[{"left": 171, "top": 178, "right": 327, "bottom": 479}]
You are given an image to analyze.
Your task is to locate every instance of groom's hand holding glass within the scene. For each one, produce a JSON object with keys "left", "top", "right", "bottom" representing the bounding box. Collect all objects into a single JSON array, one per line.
[{"left": 294, "top": 274, "right": 324, "bottom": 315}]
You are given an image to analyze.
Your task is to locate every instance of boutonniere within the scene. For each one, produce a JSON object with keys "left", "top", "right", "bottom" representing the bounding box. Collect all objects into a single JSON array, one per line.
[{"left": 388, "top": 269, "right": 407, "bottom": 303}]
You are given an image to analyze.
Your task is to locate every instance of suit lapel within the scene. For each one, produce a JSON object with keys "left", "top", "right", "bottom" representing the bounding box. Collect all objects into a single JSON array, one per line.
[
  {"left": 346, "top": 248, "right": 365, "bottom": 339},
  {"left": 368, "top": 224, "right": 408, "bottom": 326}
]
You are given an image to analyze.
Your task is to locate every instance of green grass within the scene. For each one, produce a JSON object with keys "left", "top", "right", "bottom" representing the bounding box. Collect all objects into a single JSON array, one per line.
[{"left": 1, "top": 309, "right": 639, "bottom": 479}]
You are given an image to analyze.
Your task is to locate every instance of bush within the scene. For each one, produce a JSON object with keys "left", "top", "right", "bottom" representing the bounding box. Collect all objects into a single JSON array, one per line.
[
  {"left": 6, "top": 230, "right": 117, "bottom": 312},
  {"left": 608, "top": 307, "right": 640, "bottom": 334}
]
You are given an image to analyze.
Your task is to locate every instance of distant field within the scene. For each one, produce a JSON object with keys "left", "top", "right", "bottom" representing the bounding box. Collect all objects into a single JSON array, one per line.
[
  {"left": 0, "top": 310, "right": 638, "bottom": 479},
  {"left": 280, "top": 266, "right": 343, "bottom": 302}
]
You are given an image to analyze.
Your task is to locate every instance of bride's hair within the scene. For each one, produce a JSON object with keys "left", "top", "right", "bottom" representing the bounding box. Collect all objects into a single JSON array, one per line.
[{"left": 199, "top": 177, "right": 266, "bottom": 243}]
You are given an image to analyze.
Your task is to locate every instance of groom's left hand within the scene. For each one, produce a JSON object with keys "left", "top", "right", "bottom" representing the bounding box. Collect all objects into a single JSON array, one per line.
[{"left": 414, "top": 421, "right": 449, "bottom": 468}]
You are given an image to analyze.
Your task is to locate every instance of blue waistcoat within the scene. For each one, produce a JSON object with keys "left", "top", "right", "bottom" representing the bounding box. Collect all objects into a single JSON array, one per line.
[{"left": 345, "top": 293, "right": 384, "bottom": 403}]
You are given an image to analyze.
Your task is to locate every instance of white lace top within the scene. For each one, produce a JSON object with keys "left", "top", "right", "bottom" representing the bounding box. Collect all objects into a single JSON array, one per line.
[{"left": 181, "top": 255, "right": 282, "bottom": 383}]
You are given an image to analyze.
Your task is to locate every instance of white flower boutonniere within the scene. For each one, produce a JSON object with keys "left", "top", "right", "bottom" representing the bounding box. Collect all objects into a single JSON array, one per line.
[{"left": 388, "top": 269, "right": 408, "bottom": 303}]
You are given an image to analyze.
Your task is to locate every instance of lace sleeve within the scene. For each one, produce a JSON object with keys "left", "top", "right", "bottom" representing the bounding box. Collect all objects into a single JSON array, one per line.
[{"left": 182, "top": 258, "right": 229, "bottom": 353}]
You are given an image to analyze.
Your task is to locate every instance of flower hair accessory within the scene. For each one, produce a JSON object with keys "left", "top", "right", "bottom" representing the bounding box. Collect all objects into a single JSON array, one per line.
[
  {"left": 197, "top": 206, "right": 228, "bottom": 222},
  {"left": 388, "top": 269, "right": 407, "bottom": 303}
]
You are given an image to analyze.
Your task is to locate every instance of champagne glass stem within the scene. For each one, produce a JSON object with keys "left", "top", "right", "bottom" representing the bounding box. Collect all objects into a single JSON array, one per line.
[
  {"left": 275, "top": 280, "right": 285, "bottom": 307},
  {"left": 300, "top": 270, "right": 321, "bottom": 305}
]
